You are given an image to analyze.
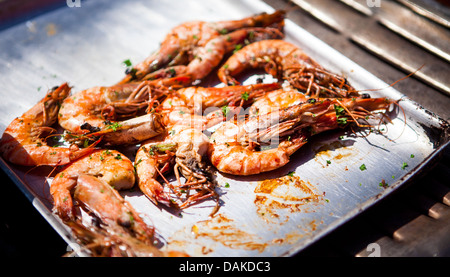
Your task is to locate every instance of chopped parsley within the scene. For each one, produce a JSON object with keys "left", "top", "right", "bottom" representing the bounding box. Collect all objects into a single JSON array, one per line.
[
  {"left": 401, "top": 162, "right": 408, "bottom": 170},
  {"left": 334, "top": 104, "right": 348, "bottom": 126},
  {"left": 135, "top": 158, "right": 142, "bottom": 167},
  {"left": 122, "top": 59, "right": 132, "bottom": 67},
  {"left": 233, "top": 44, "right": 243, "bottom": 53},
  {"left": 221, "top": 105, "right": 230, "bottom": 117},
  {"left": 379, "top": 179, "right": 388, "bottom": 188},
  {"left": 241, "top": 91, "right": 249, "bottom": 101},
  {"left": 359, "top": 164, "right": 367, "bottom": 171},
  {"left": 123, "top": 59, "right": 137, "bottom": 79},
  {"left": 166, "top": 68, "right": 176, "bottom": 77},
  {"left": 83, "top": 139, "right": 89, "bottom": 148},
  {"left": 337, "top": 117, "right": 348, "bottom": 125},
  {"left": 104, "top": 122, "right": 122, "bottom": 131}
]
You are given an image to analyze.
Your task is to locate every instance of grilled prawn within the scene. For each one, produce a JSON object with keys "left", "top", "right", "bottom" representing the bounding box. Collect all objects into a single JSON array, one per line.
[
  {"left": 218, "top": 39, "right": 359, "bottom": 98},
  {"left": 118, "top": 11, "right": 285, "bottom": 84},
  {"left": 135, "top": 126, "right": 217, "bottom": 214},
  {"left": 209, "top": 97, "right": 395, "bottom": 175},
  {"left": 62, "top": 174, "right": 188, "bottom": 257},
  {"left": 58, "top": 81, "right": 168, "bottom": 145},
  {"left": 0, "top": 83, "right": 94, "bottom": 166},
  {"left": 50, "top": 149, "right": 136, "bottom": 221}
]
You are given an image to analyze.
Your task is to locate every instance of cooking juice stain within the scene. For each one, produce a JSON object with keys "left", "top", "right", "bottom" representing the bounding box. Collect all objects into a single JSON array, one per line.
[{"left": 254, "top": 175, "right": 323, "bottom": 224}]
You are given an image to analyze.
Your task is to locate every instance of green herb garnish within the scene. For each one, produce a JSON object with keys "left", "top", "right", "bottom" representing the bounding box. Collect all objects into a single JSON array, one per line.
[
  {"left": 241, "top": 91, "right": 249, "bottom": 101},
  {"left": 233, "top": 44, "right": 243, "bottom": 53},
  {"left": 105, "top": 122, "right": 122, "bottom": 131},
  {"left": 122, "top": 59, "right": 132, "bottom": 67},
  {"left": 401, "top": 162, "right": 408, "bottom": 170},
  {"left": 334, "top": 104, "right": 348, "bottom": 126},
  {"left": 221, "top": 105, "right": 230, "bottom": 117}
]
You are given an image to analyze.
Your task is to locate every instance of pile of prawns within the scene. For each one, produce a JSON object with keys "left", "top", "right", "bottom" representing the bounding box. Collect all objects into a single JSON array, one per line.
[{"left": 0, "top": 10, "right": 396, "bottom": 257}]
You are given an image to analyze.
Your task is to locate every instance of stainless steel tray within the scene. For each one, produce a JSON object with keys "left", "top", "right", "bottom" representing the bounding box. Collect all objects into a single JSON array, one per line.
[{"left": 0, "top": 0, "right": 448, "bottom": 257}]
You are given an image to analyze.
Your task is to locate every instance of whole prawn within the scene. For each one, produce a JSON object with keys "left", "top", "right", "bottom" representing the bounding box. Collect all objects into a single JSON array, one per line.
[
  {"left": 58, "top": 80, "right": 170, "bottom": 145},
  {"left": 0, "top": 83, "right": 94, "bottom": 166},
  {"left": 118, "top": 11, "right": 285, "bottom": 84},
  {"left": 218, "top": 39, "right": 359, "bottom": 98},
  {"left": 50, "top": 149, "right": 136, "bottom": 221},
  {"left": 62, "top": 174, "right": 188, "bottom": 257},
  {"left": 135, "top": 126, "right": 216, "bottom": 214},
  {"left": 209, "top": 96, "right": 395, "bottom": 175}
]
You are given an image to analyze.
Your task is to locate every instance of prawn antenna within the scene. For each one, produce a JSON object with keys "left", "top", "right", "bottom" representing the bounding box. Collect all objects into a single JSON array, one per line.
[{"left": 355, "top": 64, "right": 424, "bottom": 94}]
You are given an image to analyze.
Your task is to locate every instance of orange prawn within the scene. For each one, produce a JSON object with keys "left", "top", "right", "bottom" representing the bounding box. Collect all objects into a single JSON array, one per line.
[
  {"left": 218, "top": 39, "right": 360, "bottom": 98},
  {"left": 209, "top": 97, "right": 395, "bottom": 175},
  {"left": 118, "top": 11, "right": 286, "bottom": 84},
  {"left": 0, "top": 83, "right": 94, "bottom": 166}
]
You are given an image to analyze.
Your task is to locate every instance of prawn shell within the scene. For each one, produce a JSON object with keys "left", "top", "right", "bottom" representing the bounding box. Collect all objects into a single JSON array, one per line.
[
  {"left": 97, "top": 113, "right": 165, "bottom": 145},
  {"left": 0, "top": 83, "right": 94, "bottom": 166},
  {"left": 208, "top": 143, "right": 291, "bottom": 175}
]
